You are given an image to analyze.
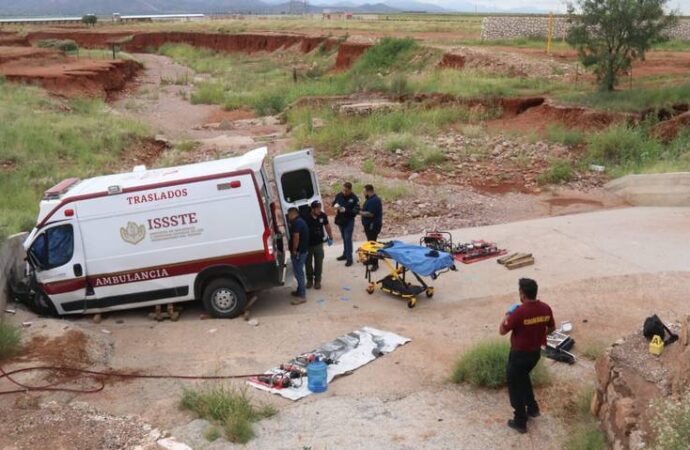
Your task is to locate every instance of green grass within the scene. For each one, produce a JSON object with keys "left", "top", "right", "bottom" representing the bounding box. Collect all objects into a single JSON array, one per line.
[
  {"left": 410, "top": 68, "right": 566, "bottom": 99},
  {"left": 547, "top": 124, "right": 585, "bottom": 146},
  {"left": 558, "top": 82, "right": 690, "bottom": 112},
  {"left": 537, "top": 159, "right": 576, "bottom": 185},
  {"left": 159, "top": 43, "right": 346, "bottom": 115},
  {"left": 361, "top": 159, "right": 376, "bottom": 174},
  {"left": 36, "top": 38, "right": 78, "bottom": 53},
  {"left": 350, "top": 37, "right": 418, "bottom": 74},
  {"left": 451, "top": 339, "right": 549, "bottom": 388},
  {"left": 0, "top": 82, "right": 148, "bottom": 234},
  {"left": 180, "top": 383, "right": 276, "bottom": 444},
  {"left": 132, "top": 13, "right": 484, "bottom": 36},
  {"left": 581, "top": 340, "right": 607, "bottom": 361},
  {"left": 409, "top": 145, "right": 445, "bottom": 170},
  {"left": 0, "top": 321, "right": 21, "bottom": 361},
  {"left": 652, "top": 391, "right": 690, "bottom": 450},
  {"left": 288, "top": 105, "right": 487, "bottom": 156},
  {"left": 383, "top": 133, "right": 419, "bottom": 152},
  {"left": 564, "top": 386, "right": 606, "bottom": 450},
  {"left": 204, "top": 426, "right": 222, "bottom": 442}
]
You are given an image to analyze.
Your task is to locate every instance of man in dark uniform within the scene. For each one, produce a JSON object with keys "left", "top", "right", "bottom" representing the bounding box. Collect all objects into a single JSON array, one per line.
[
  {"left": 332, "top": 182, "right": 359, "bottom": 267},
  {"left": 305, "top": 200, "right": 333, "bottom": 290},
  {"left": 499, "top": 278, "right": 555, "bottom": 433},
  {"left": 287, "top": 207, "right": 309, "bottom": 305},
  {"left": 360, "top": 184, "right": 383, "bottom": 270}
]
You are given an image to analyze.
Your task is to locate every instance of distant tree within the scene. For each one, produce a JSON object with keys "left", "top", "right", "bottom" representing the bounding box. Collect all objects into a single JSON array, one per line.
[
  {"left": 81, "top": 14, "right": 98, "bottom": 28},
  {"left": 566, "top": 0, "right": 677, "bottom": 91}
]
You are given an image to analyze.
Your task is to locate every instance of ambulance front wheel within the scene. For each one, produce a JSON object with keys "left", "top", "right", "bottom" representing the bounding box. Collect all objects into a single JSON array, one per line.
[
  {"left": 202, "top": 278, "right": 247, "bottom": 319},
  {"left": 29, "top": 291, "right": 57, "bottom": 317}
]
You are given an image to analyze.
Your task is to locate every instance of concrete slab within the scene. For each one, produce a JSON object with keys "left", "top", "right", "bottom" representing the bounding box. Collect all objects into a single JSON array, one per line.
[
  {"left": 323, "top": 206, "right": 690, "bottom": 303},
  {"left": 605, "top": 172, "right": 690, "bottom": 206}
]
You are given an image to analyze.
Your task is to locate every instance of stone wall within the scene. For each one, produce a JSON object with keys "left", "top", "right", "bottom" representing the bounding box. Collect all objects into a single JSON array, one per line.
[
  {"left": 0, "top": 233, "right": 28, "bottom": 318},
  {"left": 592, "top": 325, "right": 690, "bottom": 449},
  {"left": 481, "top": 16, "right": 690, "bottom": 41}
]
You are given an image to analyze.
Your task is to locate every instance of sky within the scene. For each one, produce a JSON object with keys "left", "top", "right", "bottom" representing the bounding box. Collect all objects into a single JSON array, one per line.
[{"left": 414, "top": 0, "right": 688, "bottom": 14}]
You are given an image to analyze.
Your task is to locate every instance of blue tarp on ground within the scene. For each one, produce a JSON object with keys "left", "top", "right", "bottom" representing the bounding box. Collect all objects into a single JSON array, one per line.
[{"left": 378, "top": 241, "right": 454, "bottom": 277}]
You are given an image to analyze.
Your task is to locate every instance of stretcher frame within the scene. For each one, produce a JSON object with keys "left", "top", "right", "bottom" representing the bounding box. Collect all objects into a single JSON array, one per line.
[{"left": 357, "top": 241, "right": 442, "bottom": 309}]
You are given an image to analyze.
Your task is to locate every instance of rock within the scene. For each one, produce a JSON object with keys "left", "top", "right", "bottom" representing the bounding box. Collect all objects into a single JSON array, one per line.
[
  {"left": 408, "top": 173, "right": 420, "bottom": 181},
  {"left": 248, "top": 318, "right": 259, "bottom": 327},
  {"left": 157, "top": 438, "right": 193, "bottom": 450},
  {"left": 395, "top": 148, "right": 403, "bottom": 155}
]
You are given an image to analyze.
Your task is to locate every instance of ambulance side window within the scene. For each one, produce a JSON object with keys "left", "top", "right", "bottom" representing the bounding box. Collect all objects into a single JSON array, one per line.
[
  {"left": 29, "top": 225, "right": 74, "bottom": 270},
  {"left": 281, "top": 170, "right": 314, "bottom": 203}
]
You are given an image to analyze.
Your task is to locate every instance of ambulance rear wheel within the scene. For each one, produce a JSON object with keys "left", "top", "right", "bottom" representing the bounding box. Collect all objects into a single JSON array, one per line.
[{"left": 202, "top": 278, "right": 247, "bottom": 319}]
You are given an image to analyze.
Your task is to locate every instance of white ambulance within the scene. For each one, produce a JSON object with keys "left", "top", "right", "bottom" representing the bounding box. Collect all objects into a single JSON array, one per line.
[{"left": 21, "top": 147, "right": 321, "bottom": 318}]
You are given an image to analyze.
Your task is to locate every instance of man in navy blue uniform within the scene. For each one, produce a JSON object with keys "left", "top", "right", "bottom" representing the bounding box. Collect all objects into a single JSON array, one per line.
[
  {"left": 332, "top": 182, "right": 359, "bottom": 267},
  {"left": 287, "top": 207, "right": 309, "bottom": 304},
  {"left": 360, "top": 184, "right": 383, "bottom": 270}
]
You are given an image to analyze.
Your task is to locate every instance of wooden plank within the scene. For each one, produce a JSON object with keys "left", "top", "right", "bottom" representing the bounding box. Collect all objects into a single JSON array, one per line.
[{"left": 506, "top": 257, "right": 535, "bottom": 270}]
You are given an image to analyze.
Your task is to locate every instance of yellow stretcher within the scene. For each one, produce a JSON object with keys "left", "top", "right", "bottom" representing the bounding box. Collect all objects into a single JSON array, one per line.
[{"left": 357, "top": 241, "right": 438, "bottom": 309}]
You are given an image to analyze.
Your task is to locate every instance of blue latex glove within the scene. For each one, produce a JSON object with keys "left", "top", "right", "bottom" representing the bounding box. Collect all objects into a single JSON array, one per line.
[
  {"left": 327, "top": 239, "right": 333, "bottom": 246},
  {"left": 507, "top": 303, "right": 520, "bottom": 315}
]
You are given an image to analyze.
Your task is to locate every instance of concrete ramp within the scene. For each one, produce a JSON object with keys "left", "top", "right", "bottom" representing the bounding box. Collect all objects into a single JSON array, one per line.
[{"left": 605, "top": 172, "right": 690, "bottom": 206}]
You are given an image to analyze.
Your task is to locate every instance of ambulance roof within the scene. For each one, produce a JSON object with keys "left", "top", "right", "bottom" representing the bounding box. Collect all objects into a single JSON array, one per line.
[{"left": 59, "top": 147, "right": 267, "bottom": 200}]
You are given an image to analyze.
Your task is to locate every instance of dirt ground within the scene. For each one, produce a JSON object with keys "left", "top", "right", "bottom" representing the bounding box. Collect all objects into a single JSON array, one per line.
[
  {"left": 1, "top": 24, "right": 688, "bottom": 449},
  {"left": 2, "top": 208, "right": 689, "bottom": 449}
]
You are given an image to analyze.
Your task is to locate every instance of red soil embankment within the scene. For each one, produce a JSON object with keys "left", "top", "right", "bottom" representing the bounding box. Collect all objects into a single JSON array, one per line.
[
  {"left": 437, "top": 53, "right": 465, "bottom": 69},
  {"left": 0, "top": 46, "right": 141, "bottom": 98},
  {"left": 334, "top": 42, "right": 371, "bottom": 70},
  {"left": 26, "top": 30, "right": 346, "bottom": 61}
]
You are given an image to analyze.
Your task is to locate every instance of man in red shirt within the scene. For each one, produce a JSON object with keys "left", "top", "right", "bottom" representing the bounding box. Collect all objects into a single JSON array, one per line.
[{"left": 499, "top": 278, "right": 555, "bottom": 433}]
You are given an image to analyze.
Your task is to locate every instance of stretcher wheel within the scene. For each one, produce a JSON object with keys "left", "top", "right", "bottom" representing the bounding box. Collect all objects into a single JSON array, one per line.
[
  {"left": 431, "top": 273, "right": 438, "bottom": 281},
  {"left": 425, "top": 288, "right": 434, "bottom": 298},
  {"left": 366, "top": 283, "right": 375, "bottom": 294},
  {"left": 407, "top": 297, "right": 417, "bottom": 308}
]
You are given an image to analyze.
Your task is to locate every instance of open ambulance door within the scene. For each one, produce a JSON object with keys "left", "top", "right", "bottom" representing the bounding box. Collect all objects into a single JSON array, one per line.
[{"left": 272, "top": 149, "right": 321, "bottom": 225}]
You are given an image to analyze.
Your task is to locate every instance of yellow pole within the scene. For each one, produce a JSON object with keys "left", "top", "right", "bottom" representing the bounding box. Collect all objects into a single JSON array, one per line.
[{"left": 547, "top": 13, "right": 553, "bottom": 54}]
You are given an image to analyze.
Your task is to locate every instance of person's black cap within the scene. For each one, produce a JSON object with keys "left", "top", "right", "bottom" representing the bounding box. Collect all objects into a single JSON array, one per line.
[{"left": 311, "top": 200, "right": 322, "bottom": 208}]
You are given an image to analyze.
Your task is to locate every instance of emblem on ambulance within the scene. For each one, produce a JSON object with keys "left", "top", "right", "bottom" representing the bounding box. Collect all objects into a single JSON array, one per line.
[{"left": 120, "top": 221, "right": 146, "bottom": 245}]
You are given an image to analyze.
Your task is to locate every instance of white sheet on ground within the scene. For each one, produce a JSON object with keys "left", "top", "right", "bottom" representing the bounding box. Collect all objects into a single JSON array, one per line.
[{"left": 247, "top": 326, "right": 410, "bottom": 401}]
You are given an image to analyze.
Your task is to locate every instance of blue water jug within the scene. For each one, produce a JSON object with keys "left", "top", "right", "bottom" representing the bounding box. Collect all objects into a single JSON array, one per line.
[{"left": 307, "top": 356, "right": 328, "bottom": 393}]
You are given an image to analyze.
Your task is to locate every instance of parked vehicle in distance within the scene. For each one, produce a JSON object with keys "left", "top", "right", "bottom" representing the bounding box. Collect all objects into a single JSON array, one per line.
[{"left": 20, "top": 147, "right": 321, "bottom": 318}]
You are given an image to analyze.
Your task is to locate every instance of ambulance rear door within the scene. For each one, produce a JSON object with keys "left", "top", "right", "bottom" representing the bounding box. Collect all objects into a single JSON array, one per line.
[{"left": 272, "top": 149, "right": 321, "bottom": 221}]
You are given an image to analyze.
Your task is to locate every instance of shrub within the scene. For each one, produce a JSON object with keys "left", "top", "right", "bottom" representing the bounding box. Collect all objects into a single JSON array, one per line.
[
  {"left": 352, "top": 37, "right": 418, "bottom": 74},
  {"left": 451, "top": 339, "right": 549, "bottom": 388},
  {"left": 191, "top": 81, "right": 226, "bottom": 105},
  {"left": 0, "top": 321, "right": 21, "bottom": 360},
  {"left": 181, "top": 384, "right": 276, "bottom": 444},
  {"left": 409, "top": 146, "right": 445, "bottom": 171},
  {"left": 547, "top": 124, "right": 584, "bottom": 146},
  {"left": 565, "top": 422, "right": 607, "bottom": 450},
  {"left": 389, "top": 74, "right": 410, "bottom": 96},
  {"left": 36, "top": 39, "right": 78, "bottom": 53},
  {"left": 564, "top": 386, "right": 606, "bottom": 450},
  {"left": 537, "top": 159, "right": 576, "bottom": 185},
  {"left": 581, "top": 340, "right": 606, "bottom": 361},
  {"left": 361, "top": 159, "right": 376, "bottom": 174},
  {"left": 587, "top": 124, "right": 662, "bottom": 166},
  {"left": 251, "top": 93, "right": 287, "bottom": 116},
  {"left": 383, "top": 133, "right": 418, "bottom": 152},
  {"left": 652, "top": 391, "right": 690, "bottom": 450}
]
